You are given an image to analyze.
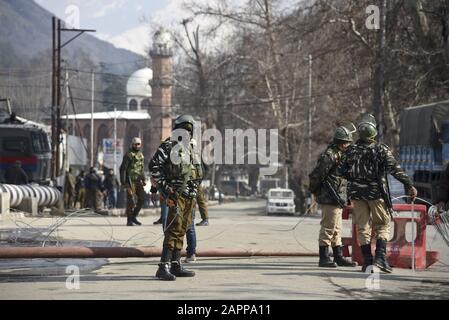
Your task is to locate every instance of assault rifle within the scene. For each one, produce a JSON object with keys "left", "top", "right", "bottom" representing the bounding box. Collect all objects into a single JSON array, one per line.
[{"left": 323, "top": 179, "right": 347, "bottom": 209}]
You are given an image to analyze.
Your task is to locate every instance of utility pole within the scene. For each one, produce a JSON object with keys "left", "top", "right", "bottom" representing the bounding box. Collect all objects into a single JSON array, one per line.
[
  {"left": 91, "top": 70, "right": 95, "bottom": 167},
  {"left": 373, "top": 0, "right": 387, "bottom": 142},
  {"left": 65, "top": 69, "right": 70, "bottom": 173},
  {"left": 307, "top": 54, "right": 313, "bottom": 175},
  {"left": 114, "top": 107, "right": 117, "bottom": 175},
  {"left": 51, "top": 16, "right": 95, "bottom": 182}
]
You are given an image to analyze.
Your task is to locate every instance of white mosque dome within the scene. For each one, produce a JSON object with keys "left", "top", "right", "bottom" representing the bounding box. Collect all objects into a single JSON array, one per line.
[{"left": 126, "top": 68, "right": 153, "bottom": 98}]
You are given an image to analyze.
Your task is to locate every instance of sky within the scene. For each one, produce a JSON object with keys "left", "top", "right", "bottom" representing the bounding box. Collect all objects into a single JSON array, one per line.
[
  {"left": 34, "top": 0, "right": 300, "bottom": 56},
  {"left": 34, "top": 0, "right": 188, "bottom": 56}
]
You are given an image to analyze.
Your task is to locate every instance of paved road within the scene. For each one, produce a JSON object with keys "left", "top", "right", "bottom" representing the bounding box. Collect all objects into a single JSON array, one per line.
[{"left": 0, "top": 200, "right": 448, "bottom": 300}]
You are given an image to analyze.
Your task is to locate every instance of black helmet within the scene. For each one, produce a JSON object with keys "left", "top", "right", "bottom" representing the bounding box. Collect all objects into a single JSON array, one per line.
[
  {"left": 358, "top": 122, "right": 378, "bottom": 140},
  {"left": 173, "top": 115, "right": 195, "bottom": 132},
  {"left": 333, "top": 126, "right": 353, "bottom": 143}
]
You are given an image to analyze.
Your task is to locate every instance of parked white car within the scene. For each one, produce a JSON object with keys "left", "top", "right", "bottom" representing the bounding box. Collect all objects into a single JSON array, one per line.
[{"left": 266, "top": 188, "right": 296, "bottom": 215}]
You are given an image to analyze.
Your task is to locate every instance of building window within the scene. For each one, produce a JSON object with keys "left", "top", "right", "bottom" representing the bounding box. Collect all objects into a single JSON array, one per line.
[
  {"left": 129, "top": 99, "right": 138, "bottom": 111},
  {"left": 141, "top": 99, "right": 151, "bottom": 111}
]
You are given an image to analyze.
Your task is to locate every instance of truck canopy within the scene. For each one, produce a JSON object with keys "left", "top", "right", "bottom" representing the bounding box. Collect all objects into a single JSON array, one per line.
[{"left": 400, "top": 101, "right": 449, "bottom": 146}]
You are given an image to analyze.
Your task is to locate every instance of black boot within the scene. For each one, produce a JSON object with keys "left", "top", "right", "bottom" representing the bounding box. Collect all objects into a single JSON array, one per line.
[
  {"left": 360, "top": 244, "right": 374, "bottom": 273},
  {"left": 318, "top": 246, "right": 337, "bottom": 268},
  {"left": 126, "top": 217, "right": 134, "bottom": 226},
  {"left": 373, "top": 239, "right": 393, "bottom": 273},
  {"left": 156, "top": 248, "right": 176, "bottom": 281},
  {"left": 332, "top": 246, "right": 357, "bottom": 267},
  {"left": 170, "top": 250, "right": 195, "bottom": 277},
  {"left": 153, "top": 218, "right": 162, "bottom": 225},
  {"left": 132, "top": 211, "right": 142, "bottom": 226}
]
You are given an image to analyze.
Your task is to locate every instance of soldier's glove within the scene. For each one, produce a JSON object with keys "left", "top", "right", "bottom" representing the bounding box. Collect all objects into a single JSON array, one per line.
[
  {"left": 166, "top": 192, "right": 177, "bottom": 208},
  {"left": 409, "top": 186, "right": 418, "bottom": 201}
]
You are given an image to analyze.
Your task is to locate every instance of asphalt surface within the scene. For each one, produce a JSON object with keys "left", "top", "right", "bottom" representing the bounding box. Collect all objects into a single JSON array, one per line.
[{"left": 0, "top": 200, "right": 448, "bottom": 300}]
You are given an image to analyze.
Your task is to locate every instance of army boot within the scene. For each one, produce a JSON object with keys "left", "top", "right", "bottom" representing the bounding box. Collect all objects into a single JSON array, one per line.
[
  {"left": 332, "top": 246, "right": 357, "bottom": 267},
  {"left": 170, "top": 250, "right": 195, "bottom": 277},
  {"left": 156, "top": 247, "right": 176, "bottom": 281},
  {"left": 131, "top": 209, "right": 142, "bottom": 226},
  {"left": 126, "top": 217, "right": 134, "bottom": 226},
  {"left": 318, "top": 246, "right": 337, "bottom": 268},
  {"left": 361, "top": 244, "right": 374, "bottom": 273},
  {"left": 373, "top": 239, "right": 393, "bottom": 273}
]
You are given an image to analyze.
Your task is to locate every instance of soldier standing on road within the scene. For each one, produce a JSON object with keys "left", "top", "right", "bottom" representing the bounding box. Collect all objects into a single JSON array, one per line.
[
  {"left": 75, "top": 170, "right": 86, "bottom": 209},
  {"left": 85, "top": 167, "right": 102, "bottom": 211},
  {"left": 64, "top": 167, "right": 76, "bottom": 209},
  {"left": 149, "top": 115, "right": 203, "bottom": 281},
  {"left": 196, "top": 184, "right": 209, "bottom": 226},
  {"left": 104, "top": 168, "right": 120, "bottom": 209},
  {"left": 120, "top": 137, "right": 146, "bottom": 226},
  {"left": 309, "top": 126, "right": 358, "bottom": 268},
  {"left": 339, "top": 115, "right": 418, "bottom": 273}
]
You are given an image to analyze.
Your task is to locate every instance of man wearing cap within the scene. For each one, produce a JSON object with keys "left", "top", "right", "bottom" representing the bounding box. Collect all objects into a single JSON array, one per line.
[
  {"left": 149, "top": 115, "right": 203, "bottom": 281},
  {"left": 309, "top": 125, "right": 358, "bottom": 268},
  {"left": 120, "top": 137, "right": 146, "bottom": 226}
]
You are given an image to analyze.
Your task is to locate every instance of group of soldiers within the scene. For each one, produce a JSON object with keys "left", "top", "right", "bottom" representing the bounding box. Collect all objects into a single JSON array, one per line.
[
  {"left": 309, "top": 114, "right": 418, "bottom": 274},
  {"left": 64, "top": 167, "right": 120, "bottom": 211}
]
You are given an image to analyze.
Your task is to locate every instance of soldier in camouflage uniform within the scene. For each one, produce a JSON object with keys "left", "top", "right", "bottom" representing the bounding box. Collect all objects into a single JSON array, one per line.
[
  {"left": 149, "top": 115, "right": 203, "bottom": 281},
  {"left": 339, "top": 116, "right": 417, "bottom": 273},
  {"left": 120, "top": 137, "right": 146, "bottom": 226},
  {"left": 309, "top": 126, "right": 357, "bottom": 268}
]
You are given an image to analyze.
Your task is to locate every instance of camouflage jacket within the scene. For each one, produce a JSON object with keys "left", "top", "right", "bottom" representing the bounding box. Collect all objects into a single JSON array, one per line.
[
  {"left": 149, "top": 138, "right": 203, "bottom": 199},
  {"left": 309, "top": 144, "right": 347, "bottom": 206},
  {"left": 339, "top": 140, "right": 413, "bottom": 201},
  {"left": 119, "top": 149, "right": 145, "bottom": 185}
]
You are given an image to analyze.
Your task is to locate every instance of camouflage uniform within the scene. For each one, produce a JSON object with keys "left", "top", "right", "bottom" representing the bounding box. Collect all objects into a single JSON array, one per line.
[
  {"left": 149, "top": 138, "right": 203, "bottom": 251},
  {"left": 340, "top": 140, "right": 413, "bottom": 245},
  {"left": 339, "top": 134, "right": 415, "bottom": 273},
  {"left": 64, "top": 170, "right": 76, "bottom": 209},
  {"left": 150, "top": 114, "right": 203, "bottom": 281},
  {"left": 196, "top": 185, "right": 209, "bottom": 225},
  {"left": 309, "top": 144, "right": 347, "bottom": 247},
  {"left": 120, "top": 149, "right": 146, "bottom": 221}
]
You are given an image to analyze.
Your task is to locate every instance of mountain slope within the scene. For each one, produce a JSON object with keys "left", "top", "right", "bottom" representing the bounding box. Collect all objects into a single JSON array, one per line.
[{"left": 0, "top": 0, "right": 147, "bottom": 74}]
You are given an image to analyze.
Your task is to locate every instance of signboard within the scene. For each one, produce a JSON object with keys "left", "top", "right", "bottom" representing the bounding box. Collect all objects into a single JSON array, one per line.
[{"left": 102, "top": 138, "right": 123, "bottom": 170}]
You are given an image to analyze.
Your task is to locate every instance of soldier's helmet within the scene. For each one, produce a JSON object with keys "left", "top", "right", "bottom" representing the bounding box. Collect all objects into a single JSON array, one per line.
[
  {"left": 173, "top": 115, "right": 195, "bottom": 133},
  {"left": 358, "top": 122, "right": 378, "bottom": 140},
  {"left": 334, "top": 126, "right": 353, "bottom": 144}
]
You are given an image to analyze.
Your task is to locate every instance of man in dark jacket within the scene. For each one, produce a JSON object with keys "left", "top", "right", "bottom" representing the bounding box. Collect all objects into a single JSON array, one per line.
[
  {"left": 85, "top": 167, "right": 102, "bottom": 211},
  {"left": 4, "top": 160, "right": 28, "bottom": 185},
  {"left": 309, "top": 126, "right": 357, "bottom": 268},
  {"left": 104, "top": 169, "right": 120, "bottom": 209}
]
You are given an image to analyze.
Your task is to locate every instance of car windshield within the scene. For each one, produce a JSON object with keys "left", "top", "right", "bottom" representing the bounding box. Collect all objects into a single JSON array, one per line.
[{"left": 270, "top": 191, "right": 293, "bottom": 198}]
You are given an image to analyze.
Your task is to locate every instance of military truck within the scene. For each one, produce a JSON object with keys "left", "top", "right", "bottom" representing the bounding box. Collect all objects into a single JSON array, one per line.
[
  {"left": 0, "top": 108, "right": 52, "bottom": 184},
  {"left": 399, "top": 100, "right": 449, "bottom": 204}
]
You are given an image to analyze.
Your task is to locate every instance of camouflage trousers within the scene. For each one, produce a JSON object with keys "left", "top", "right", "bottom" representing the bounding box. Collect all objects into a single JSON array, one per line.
[
  {"left": 318, "top": 204, "right": 342, "bottom": 247},
  {"left": 352, "top": 199, "right": 391, "bottom": 245},
  {"left": 126, "top": 181, "right": 146, "bottom": 218},
  {"left": 197, "top": 185, "right": 209, "bottom": 220},
  {"left": 77, "top": 188, "right": 86, "bottom": 209},
  {"left": 163, "top": 194, "right": 196, "bottom": 251}
]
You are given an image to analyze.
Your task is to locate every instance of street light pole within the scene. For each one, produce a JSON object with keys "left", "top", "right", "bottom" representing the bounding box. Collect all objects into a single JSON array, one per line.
[{"left": 91, "top": 70, "right": 95, "bottom": 167}]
